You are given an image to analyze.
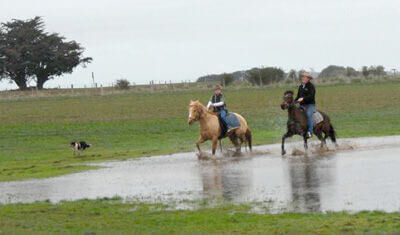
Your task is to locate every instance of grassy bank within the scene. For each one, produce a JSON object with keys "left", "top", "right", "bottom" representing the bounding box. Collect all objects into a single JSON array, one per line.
[
  {"left": 1, "top": 81, "right": 400, "bottom": 181},
  {"left": 1, "top": 199, "right": 400, "bottom": 234}
]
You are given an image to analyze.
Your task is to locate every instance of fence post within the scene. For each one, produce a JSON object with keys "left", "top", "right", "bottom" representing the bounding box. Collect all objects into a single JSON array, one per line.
[{"left": 150, "top": 80, "right": 154, "bottom": 93}]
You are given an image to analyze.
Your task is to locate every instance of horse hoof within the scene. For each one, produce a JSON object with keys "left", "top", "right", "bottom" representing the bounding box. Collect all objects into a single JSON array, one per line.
[{"left": 281, "top": 150, "right": 286, "bottom": 156}]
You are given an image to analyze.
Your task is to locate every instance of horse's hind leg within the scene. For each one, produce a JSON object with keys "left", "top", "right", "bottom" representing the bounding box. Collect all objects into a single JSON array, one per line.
[
  {"left": 323, "top": 132, "right": 328, "bottom": 143},
  {"left": 229, "top": 134, "right": 241, "bottom": 153},
  {"left": 239, "top": 135, "right": 246, "bottom": 152},
  {"left": 316, "top": 129, "right": 326, "bottom": 148}
]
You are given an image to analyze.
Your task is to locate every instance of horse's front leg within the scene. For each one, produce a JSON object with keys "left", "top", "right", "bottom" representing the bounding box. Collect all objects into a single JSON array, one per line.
[
  {"left": 196, "top": 137, "right": 205, "bottom": 153},
  {"left": 211, "top": 137, "right": 218, "bottom": 155},
  {"left": 282, "top": 132, "right": 293, "bottom": 156},
  {"left": 303, "top": 136, "right": 308, "bottom": 150}
]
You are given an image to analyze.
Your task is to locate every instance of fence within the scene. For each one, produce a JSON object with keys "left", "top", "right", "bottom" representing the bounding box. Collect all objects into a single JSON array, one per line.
[
  {"left": 0, "top": 80, "right": 220, "bottom": 100},
  {"left": 1, "top": 75, "right": 400, "bottom": 101}
]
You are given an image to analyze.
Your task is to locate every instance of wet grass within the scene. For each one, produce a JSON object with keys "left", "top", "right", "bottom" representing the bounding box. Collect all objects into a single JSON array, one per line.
[
  {"left": 1, "top": 199, "right": 400, "bottom": 234},
  {"left": 1, "top": 81, "right": 400, "bottom": 181}
]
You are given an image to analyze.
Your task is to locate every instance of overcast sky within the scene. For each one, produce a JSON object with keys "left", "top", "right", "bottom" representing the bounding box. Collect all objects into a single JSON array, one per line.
[{"left": 0, "top": 0, "right": 399, "bottom": 89}]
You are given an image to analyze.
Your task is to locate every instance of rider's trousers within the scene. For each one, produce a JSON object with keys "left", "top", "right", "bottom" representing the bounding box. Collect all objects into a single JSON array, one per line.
[{"left": 304, "top": 104, "right": 315, "bottom": 134}]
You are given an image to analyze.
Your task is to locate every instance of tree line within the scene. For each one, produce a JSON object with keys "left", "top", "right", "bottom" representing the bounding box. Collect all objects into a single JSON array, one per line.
[
  {"left": 318, "top": 65, "right": 387, "bottom": 79},
  {"left": 197, "top": 67, "right": 286, "bottom": 87},
  {"left": 0, "top": 17, "right": 91, "bottom": 90},
  {"left": 197, "top": 64, "right": 391, "bottom": 87}
]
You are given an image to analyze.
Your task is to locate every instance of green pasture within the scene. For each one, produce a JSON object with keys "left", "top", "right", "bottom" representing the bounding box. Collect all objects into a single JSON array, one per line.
[
  {"left": 1, "top": 199, "right": 400, "bottom": 234},
  {"left": 0, "top": 81, "right": 400, "bottom": 181}
]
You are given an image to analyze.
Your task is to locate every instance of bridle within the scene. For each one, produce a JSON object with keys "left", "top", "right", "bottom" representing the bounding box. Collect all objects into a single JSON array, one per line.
[
  {"left": 281, "top": 94, "right": 294, "bottom": 109},
  {"left": 188, "top": 105, "right": 202, "bottom": 124}
]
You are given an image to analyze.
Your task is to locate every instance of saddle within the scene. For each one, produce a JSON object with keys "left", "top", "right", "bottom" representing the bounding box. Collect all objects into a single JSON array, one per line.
[
  {"left": 217, "top": 112, "right": 241, "bottom": 139},
  {"left": 294, "top": 106, "right": 324, "bottom": 126},
  {"left": 297, "top": 107, "right": 324, "bottom": 126},
  {"left": 313, "top": 111, "right": 324, "bottom": 125}
]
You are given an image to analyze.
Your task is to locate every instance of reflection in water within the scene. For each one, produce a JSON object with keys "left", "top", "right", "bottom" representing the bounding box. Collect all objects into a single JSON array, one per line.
[
  {"left": 2, "top": 136, "right": 400, "bottom": 212},
  {"left": 287, "top": 155, "right": 334, "bottom": 212},
  {"left": 199, "top": 159, "right": 251, "bottom": 201}
]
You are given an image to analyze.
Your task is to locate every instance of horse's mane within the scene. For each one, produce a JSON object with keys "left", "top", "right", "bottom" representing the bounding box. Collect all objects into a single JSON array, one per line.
[
  {"left": 284, "top": 90, "right": 294, "bottom": 96},
  {"left": 189, "top": 100, "right": 217, "bottom": 116}
]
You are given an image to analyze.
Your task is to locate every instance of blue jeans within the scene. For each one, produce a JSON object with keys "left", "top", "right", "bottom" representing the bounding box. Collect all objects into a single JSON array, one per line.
[
  {"left": 217, "top": 109, "right": 231, "bottom": 128},
  {"left": 304, "top": 104, "right": 315, "bottom": 134}
]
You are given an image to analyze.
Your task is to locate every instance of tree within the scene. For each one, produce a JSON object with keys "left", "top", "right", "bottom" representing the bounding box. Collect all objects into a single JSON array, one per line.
[
  {"left": 221, "top": 73, "right": 233, "bottom": 86},
  {"left": 288, "top": 69, "right": 297, "bottom": 81},
  {"left": 0, "top": 17, "right": 44, "bottom": 89},
  {"left": 196, "top": 71, "right": 245, "bottom": 83},
  {"left": 318, "top": 65, "right": 347, "bottom": 78},
  {"left": 375, "top": 65, "right": 386, "bottom": 76},
  {"left": 33, "top": 33, "right": 92, "bottom": 89},
  {"left": 362, "top": 66, "right": 369, "bottom": 78},
  {"left": 245, "top": 67, "right": 285, "bottom": 86},
  {"left": 363, "top": 65, "right": 386, "bottom": 77},
  {"left": 0, "top": 17, "right": 92, "bottom": 90},
  {"left": 345, "top": 67, "right": 359, "bottom": 77}
]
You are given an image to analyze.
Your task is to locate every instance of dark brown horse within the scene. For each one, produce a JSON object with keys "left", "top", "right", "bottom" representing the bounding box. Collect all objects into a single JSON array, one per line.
[{"left": 280, "top": 90, "right": 337, "bottom": 155}]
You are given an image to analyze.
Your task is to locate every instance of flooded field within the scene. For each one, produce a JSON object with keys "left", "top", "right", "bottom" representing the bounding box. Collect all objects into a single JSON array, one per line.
[{"left": 1, "top": 136, "right": 400, "bottom": 213}]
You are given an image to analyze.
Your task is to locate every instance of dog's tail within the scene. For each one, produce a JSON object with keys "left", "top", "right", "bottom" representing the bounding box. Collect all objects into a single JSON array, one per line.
[{"left": 245, "top": 129, "right": 252, "bottom": 151}]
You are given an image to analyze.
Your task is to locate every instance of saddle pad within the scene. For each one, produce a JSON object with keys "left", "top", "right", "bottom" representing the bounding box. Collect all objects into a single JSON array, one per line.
[
  {"left": 226, "top": 113, "right": 241, "bottom": 128},
  {"left": 313, "top": 111, "right": 324, "bottom": 125}
]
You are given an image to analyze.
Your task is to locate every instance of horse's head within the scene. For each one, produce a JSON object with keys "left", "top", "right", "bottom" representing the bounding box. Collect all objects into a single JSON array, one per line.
[
  {"left": 188, "top": 100, "right": 202, "bottom": 125},
  {"left": 281, "top": 90, "right": 294, "bottom": 110}
]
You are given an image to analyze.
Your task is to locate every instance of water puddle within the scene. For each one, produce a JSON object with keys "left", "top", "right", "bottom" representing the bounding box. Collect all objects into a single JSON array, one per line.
[{"left": 1, "top": 136, "right": 400, "bottom": 213}]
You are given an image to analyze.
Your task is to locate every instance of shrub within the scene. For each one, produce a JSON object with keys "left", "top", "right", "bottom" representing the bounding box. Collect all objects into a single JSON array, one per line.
[{"left": 115, "top": 79, "right": 130, "bottom": 89}]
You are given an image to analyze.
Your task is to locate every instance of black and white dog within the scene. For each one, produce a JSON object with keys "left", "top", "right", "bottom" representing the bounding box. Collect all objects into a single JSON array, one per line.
[{"left": 70, "top": 141, "right": 91, "bottom": 155}]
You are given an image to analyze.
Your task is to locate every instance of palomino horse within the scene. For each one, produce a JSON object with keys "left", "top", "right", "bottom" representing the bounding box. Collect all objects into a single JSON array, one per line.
[
  {"left": 280, "top": 90, "right": 337, "bottom": 155},
  {"left": 188, "top": 100, "right": 252, "bottom": 155}
]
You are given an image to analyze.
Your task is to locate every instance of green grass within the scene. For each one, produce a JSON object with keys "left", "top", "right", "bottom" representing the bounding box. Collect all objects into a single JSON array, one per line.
[
  {"left": 1, "top": 81, "right": 400, "bottom": 181},
  {"left": 1, "top": 199, "right": 400, "bottom": 234}
]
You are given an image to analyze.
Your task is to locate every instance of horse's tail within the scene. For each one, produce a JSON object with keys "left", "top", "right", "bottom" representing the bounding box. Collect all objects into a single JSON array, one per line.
[
  {"left": 329, "top": 124, "right": 337, "bottom": 144},
  {"left": 245, "top": 128, "right": 252, "bottom": 151}
]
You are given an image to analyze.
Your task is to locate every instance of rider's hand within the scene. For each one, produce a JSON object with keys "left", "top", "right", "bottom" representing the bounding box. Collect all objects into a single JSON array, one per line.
[
  {"left": 297, "top": 98, "right": 304, "bottom": 103},
  {"left": 209, "top": 103, "right": 214, "bottom": 107}
]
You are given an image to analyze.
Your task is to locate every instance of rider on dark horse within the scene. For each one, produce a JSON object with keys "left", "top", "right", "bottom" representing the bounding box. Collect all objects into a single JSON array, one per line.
[
  {"left": 207, "top": 85, "right": 238, "bottom": 134},
  {"left": 281, "top": 72, "right": 336, "bottom": 155},
  {"left": 296, "top": 72, "right": 316, "bottom": 139}
]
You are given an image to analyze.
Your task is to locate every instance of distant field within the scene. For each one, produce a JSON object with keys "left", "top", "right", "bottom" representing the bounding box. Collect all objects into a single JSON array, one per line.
[
  {"left": 1, "top": 81, "right": 400, "bottom": 181},
  {"left": 1, "top": 199, "right": 400, "bottom": 234}
]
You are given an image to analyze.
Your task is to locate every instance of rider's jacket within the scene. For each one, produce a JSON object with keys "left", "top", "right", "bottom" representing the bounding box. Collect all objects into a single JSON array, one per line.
[
  {"left": 296, "top": 82, "right": 316, "bottom": 105},
  {"left": 208, "top": 94, "right": 226, "bottom": 112}
]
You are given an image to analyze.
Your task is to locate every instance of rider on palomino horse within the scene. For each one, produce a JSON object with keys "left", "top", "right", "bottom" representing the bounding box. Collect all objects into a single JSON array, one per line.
[
  {"left": 296, "top": 72, "right": 316, "bottom": 139},
  {"left": 207, "top": 85, "right": 239, "bottom": 134}
]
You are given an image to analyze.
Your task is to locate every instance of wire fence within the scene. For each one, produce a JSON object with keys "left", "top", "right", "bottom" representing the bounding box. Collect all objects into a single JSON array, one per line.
[
  {"left": 0, "top": 80, "right": 220, "bottom": 100},
  {"left": 0, "top": 75, "right": 399, "bottom": 101}
]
